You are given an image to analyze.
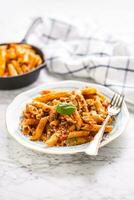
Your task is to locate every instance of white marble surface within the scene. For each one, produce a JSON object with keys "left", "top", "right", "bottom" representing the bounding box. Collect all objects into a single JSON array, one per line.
[{"left": 0, "top": 0, "right": 134, "bottom": 199}]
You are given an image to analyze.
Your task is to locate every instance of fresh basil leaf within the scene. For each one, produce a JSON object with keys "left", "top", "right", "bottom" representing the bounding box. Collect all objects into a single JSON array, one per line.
[{"left": 56, "top": 102, "right": 76, "bottom": 115}]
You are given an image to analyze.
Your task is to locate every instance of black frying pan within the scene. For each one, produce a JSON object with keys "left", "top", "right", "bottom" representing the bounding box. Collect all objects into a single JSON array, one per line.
[{"left": 0, "top": 17, "right": 46, "bottom": 90}]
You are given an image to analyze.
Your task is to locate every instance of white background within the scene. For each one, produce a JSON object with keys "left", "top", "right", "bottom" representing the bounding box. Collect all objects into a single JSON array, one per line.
[{"left": 1, "top": 0, "right": 134, "bottom": 41}]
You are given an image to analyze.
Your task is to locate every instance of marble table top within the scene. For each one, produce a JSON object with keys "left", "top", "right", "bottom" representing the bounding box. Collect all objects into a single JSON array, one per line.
[{"left": 0, "top": 70, "right": 134, "bottom": 200}]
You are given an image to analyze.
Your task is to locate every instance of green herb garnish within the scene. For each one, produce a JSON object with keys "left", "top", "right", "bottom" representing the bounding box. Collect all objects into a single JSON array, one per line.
[{"left": 56, "top": 102, "right": 76, "bottom": 115}]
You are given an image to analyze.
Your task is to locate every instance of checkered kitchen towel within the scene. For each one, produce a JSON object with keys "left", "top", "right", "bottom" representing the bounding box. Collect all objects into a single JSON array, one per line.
[{"left": 28, "top": 17, "right": 134, "bottom": 109}]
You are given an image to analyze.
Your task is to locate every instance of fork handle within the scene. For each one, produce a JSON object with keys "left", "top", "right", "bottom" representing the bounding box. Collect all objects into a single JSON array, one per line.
[{"left": 85, "top": 114, "right": 111, "bottom": 156}]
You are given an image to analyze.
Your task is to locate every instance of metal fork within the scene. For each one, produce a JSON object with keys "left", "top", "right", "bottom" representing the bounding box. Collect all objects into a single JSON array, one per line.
[{"left": 85, "top": 92, "right": 124, "bottom": 156}]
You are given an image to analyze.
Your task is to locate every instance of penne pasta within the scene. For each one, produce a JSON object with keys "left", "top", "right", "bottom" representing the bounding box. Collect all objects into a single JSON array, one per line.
[
  {"left": 94, "top": 97, "right": 104, "bottom": 113},
  {"left": 81, "top": 87, "right": 97, "bottom": 99},
  {"left": 34, "top": 91, "right": 70, "bottom": 103},
  {"left": 45, "top": 132, "right": 60, "bottom": 146},
  {"left": 22, "top": 118, "right": 39, "bottom": 126},
  {"left": 35, "top": 109, "right": 44, "bottom": 120},
  {"left": 8, "top": 64, "right": 18, "bottom": 76},
  {"left": 34, "top": 55, "right": 42, "bottom": 66},
  {"left": 68, "top": 125, "right": 76, "bottom": 132},
  {"left": 20, "top": 44, "right": 32, "bottom": 49},
  {"left": 0, "top": 43, "right": 43, "bottom": 77},
  {"left": 26, "top": 104, "right": 38, "bottom": 115},
  {"left": 22, "top": 52, "right": 30, "bottom": 63},
  {"left": 65, "top": 137, "right": 93, "bottom": 146},
  {"left": 73, "top": 110, "right": 82, "bottom": 130},
  {"left": 21, "top": 64, "right": 30, "bottom": 73},
  {"left": 75, "top": 92, "right": 88, "bottom": 112},
  {"left": 0, "top": 48, "right": 6, "bottom": 76},
  {"left": 50, "top": 119, "right": 59, "bottom": 127},
  {"left": 21, "top": 87, "right": 113, "bottom": 147},
  {"left": 11, "top": 60, "right": 23, "bottom": 75},
  {"left": 68, "top": 131, "right": 90, "bottom": 139},
  {"left": 82, "top": 112, "right": 96, "bottom": 124},
  {"left": 31, "top": 116, "right": 48, "bottom": 140},
  {"left": 32, "top": 101, "right": 52, "bottom": 111},
  {"left": 22, "top": 125, "right": 31, "bottom": 135},
  {"left": 91, "top": 114, "right": 104, "bottom": 124},
  {"left": 49, "top": 108, "right": 57, "bottom": 122},
  {"left": 61, "top": 115, "right": 76, "bottom": 124},
  {"left": 97, "top": 91, "right": 107, "bottom": 102},
  {"left": 86, "top": 99, "right": 95, "bottom": 106},
  {"left": 6, "top": 48, "right": 16, "bottom": 59},
  {"left": 81, "top": 124, "right": 112, "bottom": 133}
]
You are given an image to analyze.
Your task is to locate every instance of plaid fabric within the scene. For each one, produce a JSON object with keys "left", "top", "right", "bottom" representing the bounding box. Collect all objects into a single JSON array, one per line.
[{"left": 28, "top": 17, "right": 134, "bottom": 108}]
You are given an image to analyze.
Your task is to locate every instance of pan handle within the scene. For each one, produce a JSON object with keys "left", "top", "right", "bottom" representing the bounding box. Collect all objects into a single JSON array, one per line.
[
  {"left": 21, "top": 17, "right": 43, "bottom": 43},
  {"left": 39, "top": 62, "right": 47, "bottom": 70}
]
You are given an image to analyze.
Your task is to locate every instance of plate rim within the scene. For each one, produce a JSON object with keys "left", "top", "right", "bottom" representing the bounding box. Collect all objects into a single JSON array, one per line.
[{"left": 6, "top": 80, "right": 129, "bottom": 155}]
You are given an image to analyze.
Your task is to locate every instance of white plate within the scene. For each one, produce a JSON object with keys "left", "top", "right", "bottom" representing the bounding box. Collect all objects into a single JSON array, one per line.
[{"left": 6, "top": 80, "right": 129, "bottom": 155}]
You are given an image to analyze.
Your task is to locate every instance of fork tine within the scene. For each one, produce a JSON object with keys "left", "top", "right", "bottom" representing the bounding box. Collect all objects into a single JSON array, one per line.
[
  {"left": 117, "top": 95, "right": 124, "bottom": 108},
  {"left": 114, "top": 93, "right": 121, "bottom": 108},
  {"left": 110, "top": 93, "right": 118, "bottom": 106},
  {"left": 110, "top": 93, "right": 116, "bottom": 104}
]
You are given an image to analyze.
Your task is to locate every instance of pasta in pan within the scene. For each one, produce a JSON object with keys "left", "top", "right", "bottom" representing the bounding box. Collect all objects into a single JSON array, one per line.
[
  {"left": 0, "top": 44, "right": 43, "bottom": 77},
  {"left": 21, "top": 87, "right": 113, "bottom": 147}
]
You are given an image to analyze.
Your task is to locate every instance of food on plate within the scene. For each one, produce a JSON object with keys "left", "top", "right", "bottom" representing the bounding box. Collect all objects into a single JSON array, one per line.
[
  {"left": 21, "top": 87, "right": 113, "bottom": 147},
  {"left": 0, "top": 43, "right": 43, "bottom": 77}
]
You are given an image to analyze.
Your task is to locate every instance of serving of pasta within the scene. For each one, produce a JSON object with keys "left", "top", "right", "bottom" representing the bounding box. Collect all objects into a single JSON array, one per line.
[
  {"left": 0, "top": 43, "right": 43, "bottom": 77},
  {"left": 21, "top": 87, "right": 113, "bottom": 147}
]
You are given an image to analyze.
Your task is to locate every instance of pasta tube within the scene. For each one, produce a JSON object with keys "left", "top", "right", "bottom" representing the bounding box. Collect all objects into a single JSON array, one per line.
[
  {"left": 34, "top": 91, "right": 70, "bottom": 103},
  {"left": 75, "top": 92, "right": 88, "bottom": 112},
  {"left": 65, "top": 137, "right": 93, "bottom": 146},
  {"left": 8, "top": 64, "right": 18, "bottom": 76},
  {"left": 73, "top": 110, "right": 82, "bottom": 130},
  {"left": 82, "top": 124, "right": 112, "bottom": 133},
  {"left": 81, "top": 87, "right": 97, "bottom": 96},
  {"left": 32, "top": 101, "right": 52, "bottom": 111},
  {"left": 11, "top": 60, "right": 23, "bottom": 75},
  {"left": 0, "top": 48, "right": 6, "bottom": 76},
  {"left": 68, "top": 131, "right": 90, "bottom": 139},
  {"left": 31, "top": 116, "right": 48, "bottom": 140},
  {"left": 45, "top": 132, "right": 60, "bottom": 146},
  {"left": 22, "top": 119, "right": 39, "bottom": 126}
]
